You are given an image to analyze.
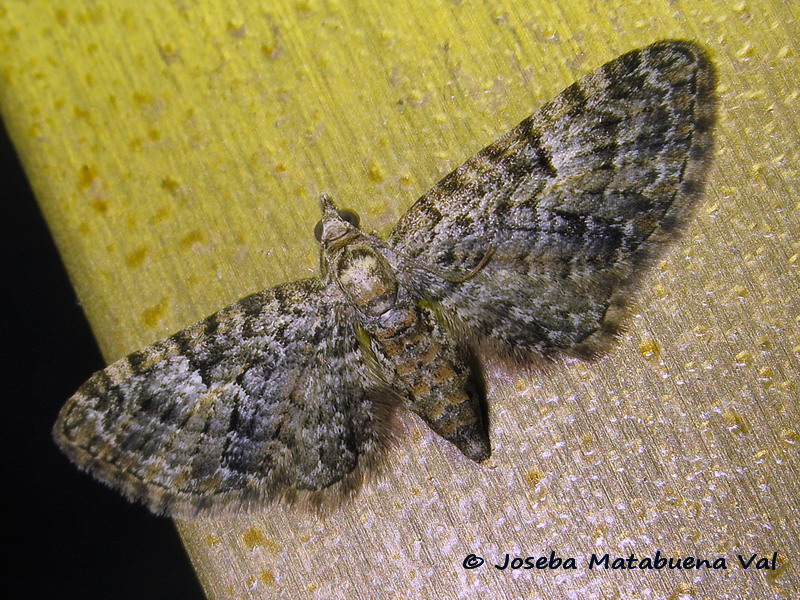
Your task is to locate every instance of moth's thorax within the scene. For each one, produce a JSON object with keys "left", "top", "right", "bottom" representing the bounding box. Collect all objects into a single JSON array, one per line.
[{"left": 330, "top": 243, "right": 398, "bottom": 316}]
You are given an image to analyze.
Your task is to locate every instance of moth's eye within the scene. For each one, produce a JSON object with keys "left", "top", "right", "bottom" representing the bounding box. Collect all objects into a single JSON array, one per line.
[
  {"left": 314, "top": 220, "right": 324, "bottom": 242},
  {"left": 338, "top": 209, "right": 360, "bottom": 229}
]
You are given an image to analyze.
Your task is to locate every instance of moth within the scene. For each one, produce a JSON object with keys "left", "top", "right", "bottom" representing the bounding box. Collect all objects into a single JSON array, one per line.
[{"left": 54, "top": 40, "right": 716, "bottom": 517}]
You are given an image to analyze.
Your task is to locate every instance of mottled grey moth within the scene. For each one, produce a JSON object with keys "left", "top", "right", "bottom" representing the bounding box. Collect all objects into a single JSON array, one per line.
[{"left": 54, "top": 40, "right": 717, "bottom": 517}]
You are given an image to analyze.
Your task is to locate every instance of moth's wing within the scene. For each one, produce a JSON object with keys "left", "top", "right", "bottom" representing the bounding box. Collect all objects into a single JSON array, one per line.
[
  {"left": 53, "top": 279, "right": 398, "bottom": 518},
  {"left": 388, "top": 40, "right": 716, "bottom": 355}
]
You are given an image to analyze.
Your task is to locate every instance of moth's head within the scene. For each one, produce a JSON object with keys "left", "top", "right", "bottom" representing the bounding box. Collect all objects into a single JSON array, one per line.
[
  {"left": 314, "top": 195, "right": 361, "bottom": 247},
  {"left": 316, "top": 195, "right": 398, "bottom": 314}
]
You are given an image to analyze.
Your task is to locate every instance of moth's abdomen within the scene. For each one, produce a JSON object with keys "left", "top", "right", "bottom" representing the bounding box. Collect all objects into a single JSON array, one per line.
[{"left": 371, "top": 304, "right": 490, "bottom": 462}]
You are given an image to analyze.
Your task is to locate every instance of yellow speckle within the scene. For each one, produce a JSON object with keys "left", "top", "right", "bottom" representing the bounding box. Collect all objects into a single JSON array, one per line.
[
  {"left": 142, "top": 297, "right": 168, "bottom": 328},
  {"left": 524, "top": 467, "right": 545, "bottom": 487},
  {"left": 132, "top": 91, "right": 154, "bottom": 106},
  {"left": 639, "top": 338, "right": 661, "bottom": 359},
  {"left": 242, "top": 526, "right": 280, "bottom": 552},
  {"left": 78, "top": 164, "right": 98, "bottom": 190},
  {"left": 89, "top": 199, "right": 109, "bottom": 214},
  {"left": 204, "top": 534, "right": 221, "bottom": 546},
  {"left": 296, "top": 1, "right": 313, "bottom": 16},
  {"left": 378, "top": 29, "right": 395, "bottom": 43},
  {"left": 228, "top": 21, "right": 247, "bottom": 38},
  {"left": 259, "top": 570, "right": 275, "bottom": 585},
  {"left": 732, "top": 284, "right": 748, "bottom": 298},
  {"left": 736, "top": 42, "right": 754, "bottom": 58},
  {"left": 76, "top": 5, "right": 106, "bottom": 24},
  {"left": 734, "top": 350, "right": 753, "bottom": 366},
  {"left": 742, "top": 89, "right": 764, "bottom": 101},
  {"left": 757, "top": 366, "right": 774, "bottom": 380},
  {"left": 663, "top": 490, "right": 681, "bottom": 507},
  {"left": 242, "top": 526, "right": 267, "bottom": 549},
  {"left": 125, "top": 246, "right": 148, "bottom": 268},
  {"left": 680, "top": 526, "right": 701, "bottom": 543},
  {"left": 765, "top": 558, "right": 787, "bottom": 586},
  {"left": 406, "top": 88, "right": 424, "bottom": 104},
  {"left": 180, "top": 230, "right": 205, "bottom": 249},
  {"left": 158, "top": 43, "right": 181, "bottom": 64},
  {"left": 263, "top": 538, "right": 280, "bottom": 553},
  {"left": 723, "top": 410, "right": 750, "bottom": 435},
  {"left": 652, "top": 283, "right": 668, "bottom": 299},
  {"left": 55, "top": 8, "right": 69, "bottom": 26},
  {"left": 161, "top": 176, "right": 181, "bottom": 195},
  {"left": 579, "top": 433, "right": 596, "bottom": 455},
  {"left": 779, "top": 428, "right": 799, "bottom": 449},
  {"left": 366, "top": 159, "right": 385, "bottom": 183},
  {"left": 149, "top": 206, "right": 172, "bottom": 224},
  {"left": 73, "top": 105, "right": 92, "bottom": 123},
  {"left": 666, "top": 582, "right": 695, "bottom": 600},
  {"left": 262, "top": 42, "right": 280, "bottom": 58}
]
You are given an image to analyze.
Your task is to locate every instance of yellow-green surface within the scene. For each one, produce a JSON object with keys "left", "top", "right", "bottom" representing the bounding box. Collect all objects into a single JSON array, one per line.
[{"left": 2, "top": 1, "right": 798, "bottom": 598}]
